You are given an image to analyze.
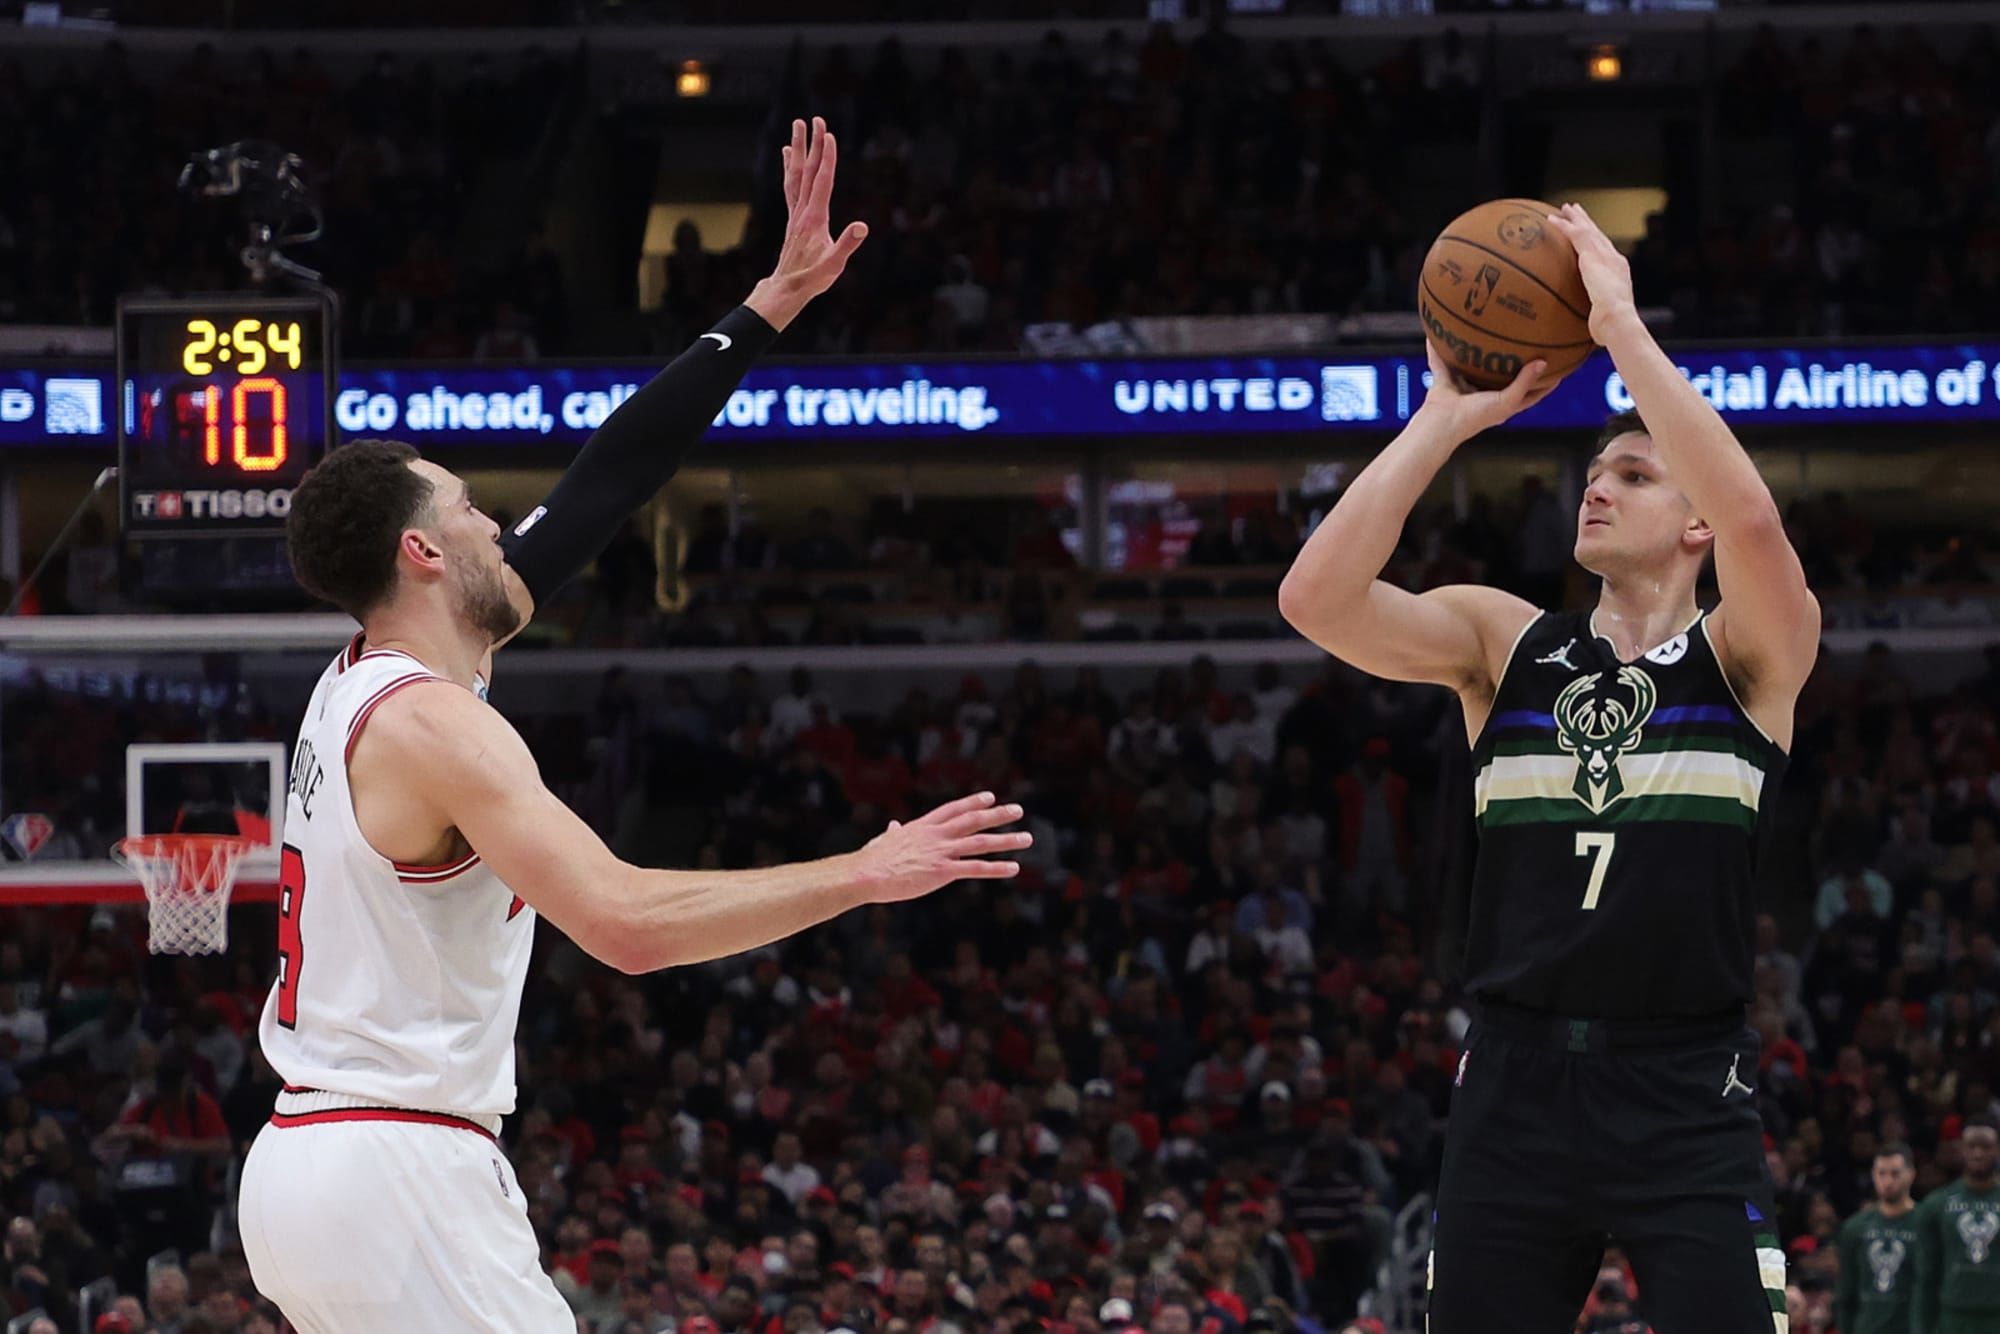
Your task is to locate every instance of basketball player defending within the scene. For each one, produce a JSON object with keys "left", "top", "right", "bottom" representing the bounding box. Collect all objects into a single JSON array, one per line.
[
  {"left": 238, "top": 121, "right": 1031, "bottom": 1333},
  {"left": 1280, "top": 204, "right": 1817, "bottom": 1333}
]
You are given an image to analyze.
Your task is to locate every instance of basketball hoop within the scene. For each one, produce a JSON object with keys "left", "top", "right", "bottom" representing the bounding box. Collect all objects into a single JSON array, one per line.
[{"left": 113, "top": 834, "right": 255, "bottom": 955}]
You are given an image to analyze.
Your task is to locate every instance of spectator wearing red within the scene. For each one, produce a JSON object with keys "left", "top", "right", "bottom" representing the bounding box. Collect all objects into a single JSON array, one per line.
[
  {"left": 1184, "top": 1031, "right": 1253, "bottom": 1128},
  {"left": 1115, "top": 1070, "right": 1163, "bottom": 1153},
  {"left": 615, "top": 1126, "right": 667, "bottom": 1197},
  {"left": 664, "top": 1241, "right": 721, "bottom": 1303},
  {"left": 1119, "top": 838, "right": 1191, "bottom": 902},
  {"left": 842, "top": 723, "right": 914, "bottom": 818},
  {"left": 794, "top": 699, "right": 856, "bottom": 770},
  {"left": 1333, "top": 739, "right": 1410, "bottom": 911},
  {"left": 881, "top": 953, "right": 943, "bottom": 1020},
  {"left": 880, "top": 1146, "right": 958, "bottom": 1224},
  {"left": 108, "top": 1053, "right": 229, "bottom": 1168}
]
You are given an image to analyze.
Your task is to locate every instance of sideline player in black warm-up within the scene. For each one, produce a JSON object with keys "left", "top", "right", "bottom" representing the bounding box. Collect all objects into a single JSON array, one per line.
[{"left": 1280, "top": 204, "right": 1818, "bottom": 1334}]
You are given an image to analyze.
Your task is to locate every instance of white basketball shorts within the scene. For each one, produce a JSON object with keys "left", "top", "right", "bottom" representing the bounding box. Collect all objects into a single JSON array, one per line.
[{"left": 239, "top": 1103, "right": 573, "bottom": 1333}]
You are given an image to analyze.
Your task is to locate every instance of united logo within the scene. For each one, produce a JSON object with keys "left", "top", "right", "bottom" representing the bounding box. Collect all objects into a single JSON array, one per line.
[{"left": 1553, "top": 666, "right": 1658, "bottom": 815}]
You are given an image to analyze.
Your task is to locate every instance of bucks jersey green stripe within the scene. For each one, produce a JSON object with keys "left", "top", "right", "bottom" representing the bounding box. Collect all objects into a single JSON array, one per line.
[
  {"left": 1476, "top": 749, "right": 1765, "bottom": 817},
  {"left": 1477, "top": 794, "right": 1759, "bottom": 831},
  {"left": 1755, "top": 1231, "right": 1787, "bottom": 1315},
  {"left": 1486, "top": 732, "right": 1770, "bottom": 764}
]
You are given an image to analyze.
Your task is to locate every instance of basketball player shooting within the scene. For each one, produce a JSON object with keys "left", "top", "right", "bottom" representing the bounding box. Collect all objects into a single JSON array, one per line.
[
  {"left": 1279, "top": 203, "right": 1819, "bottom": 1333},
  {"left": 236, "top": 119, "right": 1032, "bottom": 1333}
]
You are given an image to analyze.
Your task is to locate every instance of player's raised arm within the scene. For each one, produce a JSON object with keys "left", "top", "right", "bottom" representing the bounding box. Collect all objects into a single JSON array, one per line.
[
  {"left": 1278, "top": 347, "right": 1545, "bottom": 700},
  {"left": 1546, "top": 204, "right": 1819, "bottom": 717},
  {"left": 492, "top": 116, "right": 868, "bottom": 642},
  {"left": 352, "top": 681, "right": 1028, "bottom": 975}
]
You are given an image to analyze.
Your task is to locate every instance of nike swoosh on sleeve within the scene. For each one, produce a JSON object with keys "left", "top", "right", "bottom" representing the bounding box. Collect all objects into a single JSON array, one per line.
[{"left": 701, "top": 332, "right": 733, "bottom": 351}]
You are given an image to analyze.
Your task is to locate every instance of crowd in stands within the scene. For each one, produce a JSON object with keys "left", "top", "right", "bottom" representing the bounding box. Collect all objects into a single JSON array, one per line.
[
  {"left": 0, "top": 42, "right": 568, "bottom": 358},
  {"left": 536, "top": 483, "right": 1999, "bottom": 651},
  {"left": 659, "top": 24, "right": 1450, "bottom": 358},
  {"left": 655, "top": 19, "right": 2000, "bottom": 356},
  {"left": 46, "top": 1, "right": 1891, "bottom": 29},
  {"left": 10, "top": 19, "right": 2000, "bottom": 360},
  {"left": 1694, "top": 20, "right": 2000, "bottom": 338},
  {"left": 3, "top": 622, "right": 2000, "bottom": 1333},
  {"left": 7, "top": 17, "right": 2000, "bottom": 366},
  {"left": 23, "top": 474, "right": 2000, "bottom": 645}
]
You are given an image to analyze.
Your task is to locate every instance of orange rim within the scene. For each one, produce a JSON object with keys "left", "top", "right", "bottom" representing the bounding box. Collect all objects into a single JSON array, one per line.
[
  {"left": 114, "top": 834, "right": 257, "bottom": 886},
  {"left": 115, "top": 833, "right": 257, "bottom": 859}
]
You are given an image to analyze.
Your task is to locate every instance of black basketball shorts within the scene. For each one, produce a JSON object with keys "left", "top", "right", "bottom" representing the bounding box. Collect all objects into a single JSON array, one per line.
[{"left": 1427, "top": 1002, "right": 1785, "bottom": 1334}]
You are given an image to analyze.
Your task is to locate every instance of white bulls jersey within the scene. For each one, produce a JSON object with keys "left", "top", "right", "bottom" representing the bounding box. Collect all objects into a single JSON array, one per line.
[{"left": 257, "top": 635, "right": 534, "bottom": 1122}]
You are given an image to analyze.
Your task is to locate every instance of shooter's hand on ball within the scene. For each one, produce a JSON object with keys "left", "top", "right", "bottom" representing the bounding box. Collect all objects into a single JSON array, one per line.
[
  {"left": 853, "top": 791, "right": 1033, "bottom": 904},
  {"left": 1545, "top": 203, "right": 1636, "bottom": 344},
  {"left": 746, "top": 116, "right": 870, "bottom": 330},
  {"left": 1417, "top": 344, "right": 1550, "bottom": 442}
]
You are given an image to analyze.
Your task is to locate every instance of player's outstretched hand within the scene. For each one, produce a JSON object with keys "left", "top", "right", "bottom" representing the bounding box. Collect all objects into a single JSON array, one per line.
[
  {"left": 772, "top": 116, "right": 868, "bottom": 300},
  {"left": 1418, "top": 343, "right": 1550, "bottom": 441},
  {"left": 853, "top": 791, "right": 1032, "bottom": 904},
  {"left": 1546, "top": 202, "right": 1635, "bottom": 343}
]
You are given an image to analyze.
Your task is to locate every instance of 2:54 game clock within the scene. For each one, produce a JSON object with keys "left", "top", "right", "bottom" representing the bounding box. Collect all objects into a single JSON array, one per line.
[{"left": 117, "top": 293, "right": 338, "bottom": 537}]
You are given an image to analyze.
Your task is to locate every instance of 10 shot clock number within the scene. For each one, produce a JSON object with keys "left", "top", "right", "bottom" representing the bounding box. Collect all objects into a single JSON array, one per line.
[{"left": 197, "top": 379, "right": 289, "bottom": 471}]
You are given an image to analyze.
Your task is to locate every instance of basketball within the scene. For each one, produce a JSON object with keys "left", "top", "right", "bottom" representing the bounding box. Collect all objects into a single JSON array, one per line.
[{"left": 1419, "top": 198, "right": 1596, "bottom": 390}]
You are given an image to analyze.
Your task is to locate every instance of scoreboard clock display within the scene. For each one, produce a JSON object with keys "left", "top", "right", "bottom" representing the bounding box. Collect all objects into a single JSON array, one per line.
[{"left": 117, "top": 294, "right": 336, "bottom": 536}]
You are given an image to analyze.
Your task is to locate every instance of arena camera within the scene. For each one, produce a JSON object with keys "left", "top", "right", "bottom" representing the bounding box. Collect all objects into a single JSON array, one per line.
[{"left": 178, "top": 140, "right": 327, "bottom": 289}]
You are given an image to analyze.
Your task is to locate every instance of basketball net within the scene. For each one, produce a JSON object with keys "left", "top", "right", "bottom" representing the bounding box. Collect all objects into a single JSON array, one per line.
[{"left": 113, "top": 834, "right": 254, "bottom": 955}]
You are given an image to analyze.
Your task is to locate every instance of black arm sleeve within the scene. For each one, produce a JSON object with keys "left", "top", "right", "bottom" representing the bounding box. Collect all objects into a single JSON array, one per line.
[{"left": 498, "top": 303, "right": 778, "bottom": 607}]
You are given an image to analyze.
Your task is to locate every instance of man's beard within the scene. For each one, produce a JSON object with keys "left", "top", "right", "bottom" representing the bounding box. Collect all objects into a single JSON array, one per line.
[{"left": 454, "top": 554, "right": 521, "bottom": 643}]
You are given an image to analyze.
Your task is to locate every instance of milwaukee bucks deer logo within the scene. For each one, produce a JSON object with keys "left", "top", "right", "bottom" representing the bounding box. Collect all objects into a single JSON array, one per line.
[
  {"left": 1553, "top": 666, "right": 1658, "bottom": 815},
  {"left": 1866, "top": 1236, "right": 1907, "bottom": 1293},
  {"left": 1959, "top": 1209, "right": 2000, "bottom": 1265}
]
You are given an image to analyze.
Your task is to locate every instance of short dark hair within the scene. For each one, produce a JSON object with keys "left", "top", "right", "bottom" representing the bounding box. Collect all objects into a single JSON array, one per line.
[
  {"left": 286, "top": 439, "right": 432, "bottom": 617},
  {"left": 1877, "top": 1142, "right": 1916, "bottom": 1170},
  {"left": 1594, "top": 409, "right": 1650, "bottom": 453}
]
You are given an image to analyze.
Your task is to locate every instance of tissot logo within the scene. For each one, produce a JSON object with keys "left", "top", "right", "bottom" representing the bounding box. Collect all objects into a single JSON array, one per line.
[{"left": 132, "top": 488, "right": 292, "bottom": 521}]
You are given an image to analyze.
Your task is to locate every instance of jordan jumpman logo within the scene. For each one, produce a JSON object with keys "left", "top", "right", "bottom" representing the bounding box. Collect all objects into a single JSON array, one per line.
[
  {"left": 1536, "top": 638, "right": 1578, "bottom": 671},
  {"left": 1722, "top": 1053, "right": 1756, "bottom": 1099}
]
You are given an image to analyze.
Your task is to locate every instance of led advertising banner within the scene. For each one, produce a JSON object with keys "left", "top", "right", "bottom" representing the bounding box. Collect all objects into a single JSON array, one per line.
[{"left": 4, "top": 343, "right": 1998, "bottom": 450}]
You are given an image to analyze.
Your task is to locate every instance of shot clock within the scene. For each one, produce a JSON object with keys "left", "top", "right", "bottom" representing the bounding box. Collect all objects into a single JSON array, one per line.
[{"left": 117, "top": 294, "right": 337, "bottom": 536}]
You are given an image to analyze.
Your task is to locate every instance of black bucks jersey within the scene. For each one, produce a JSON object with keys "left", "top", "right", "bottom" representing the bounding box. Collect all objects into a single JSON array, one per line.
[{"left": 1461, "top": 609, "right": 1786, "bottom": 1019}]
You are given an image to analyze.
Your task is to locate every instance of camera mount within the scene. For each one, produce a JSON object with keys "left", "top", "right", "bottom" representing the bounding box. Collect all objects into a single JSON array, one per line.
[{"left": 178, "top": 141, "right": 328, "bottom": 291}]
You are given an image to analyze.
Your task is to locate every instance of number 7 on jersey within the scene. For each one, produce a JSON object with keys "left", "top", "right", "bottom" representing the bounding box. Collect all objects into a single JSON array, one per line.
[{"left": 1575, "top": 832, "right": 1616, "bottom": 910}]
